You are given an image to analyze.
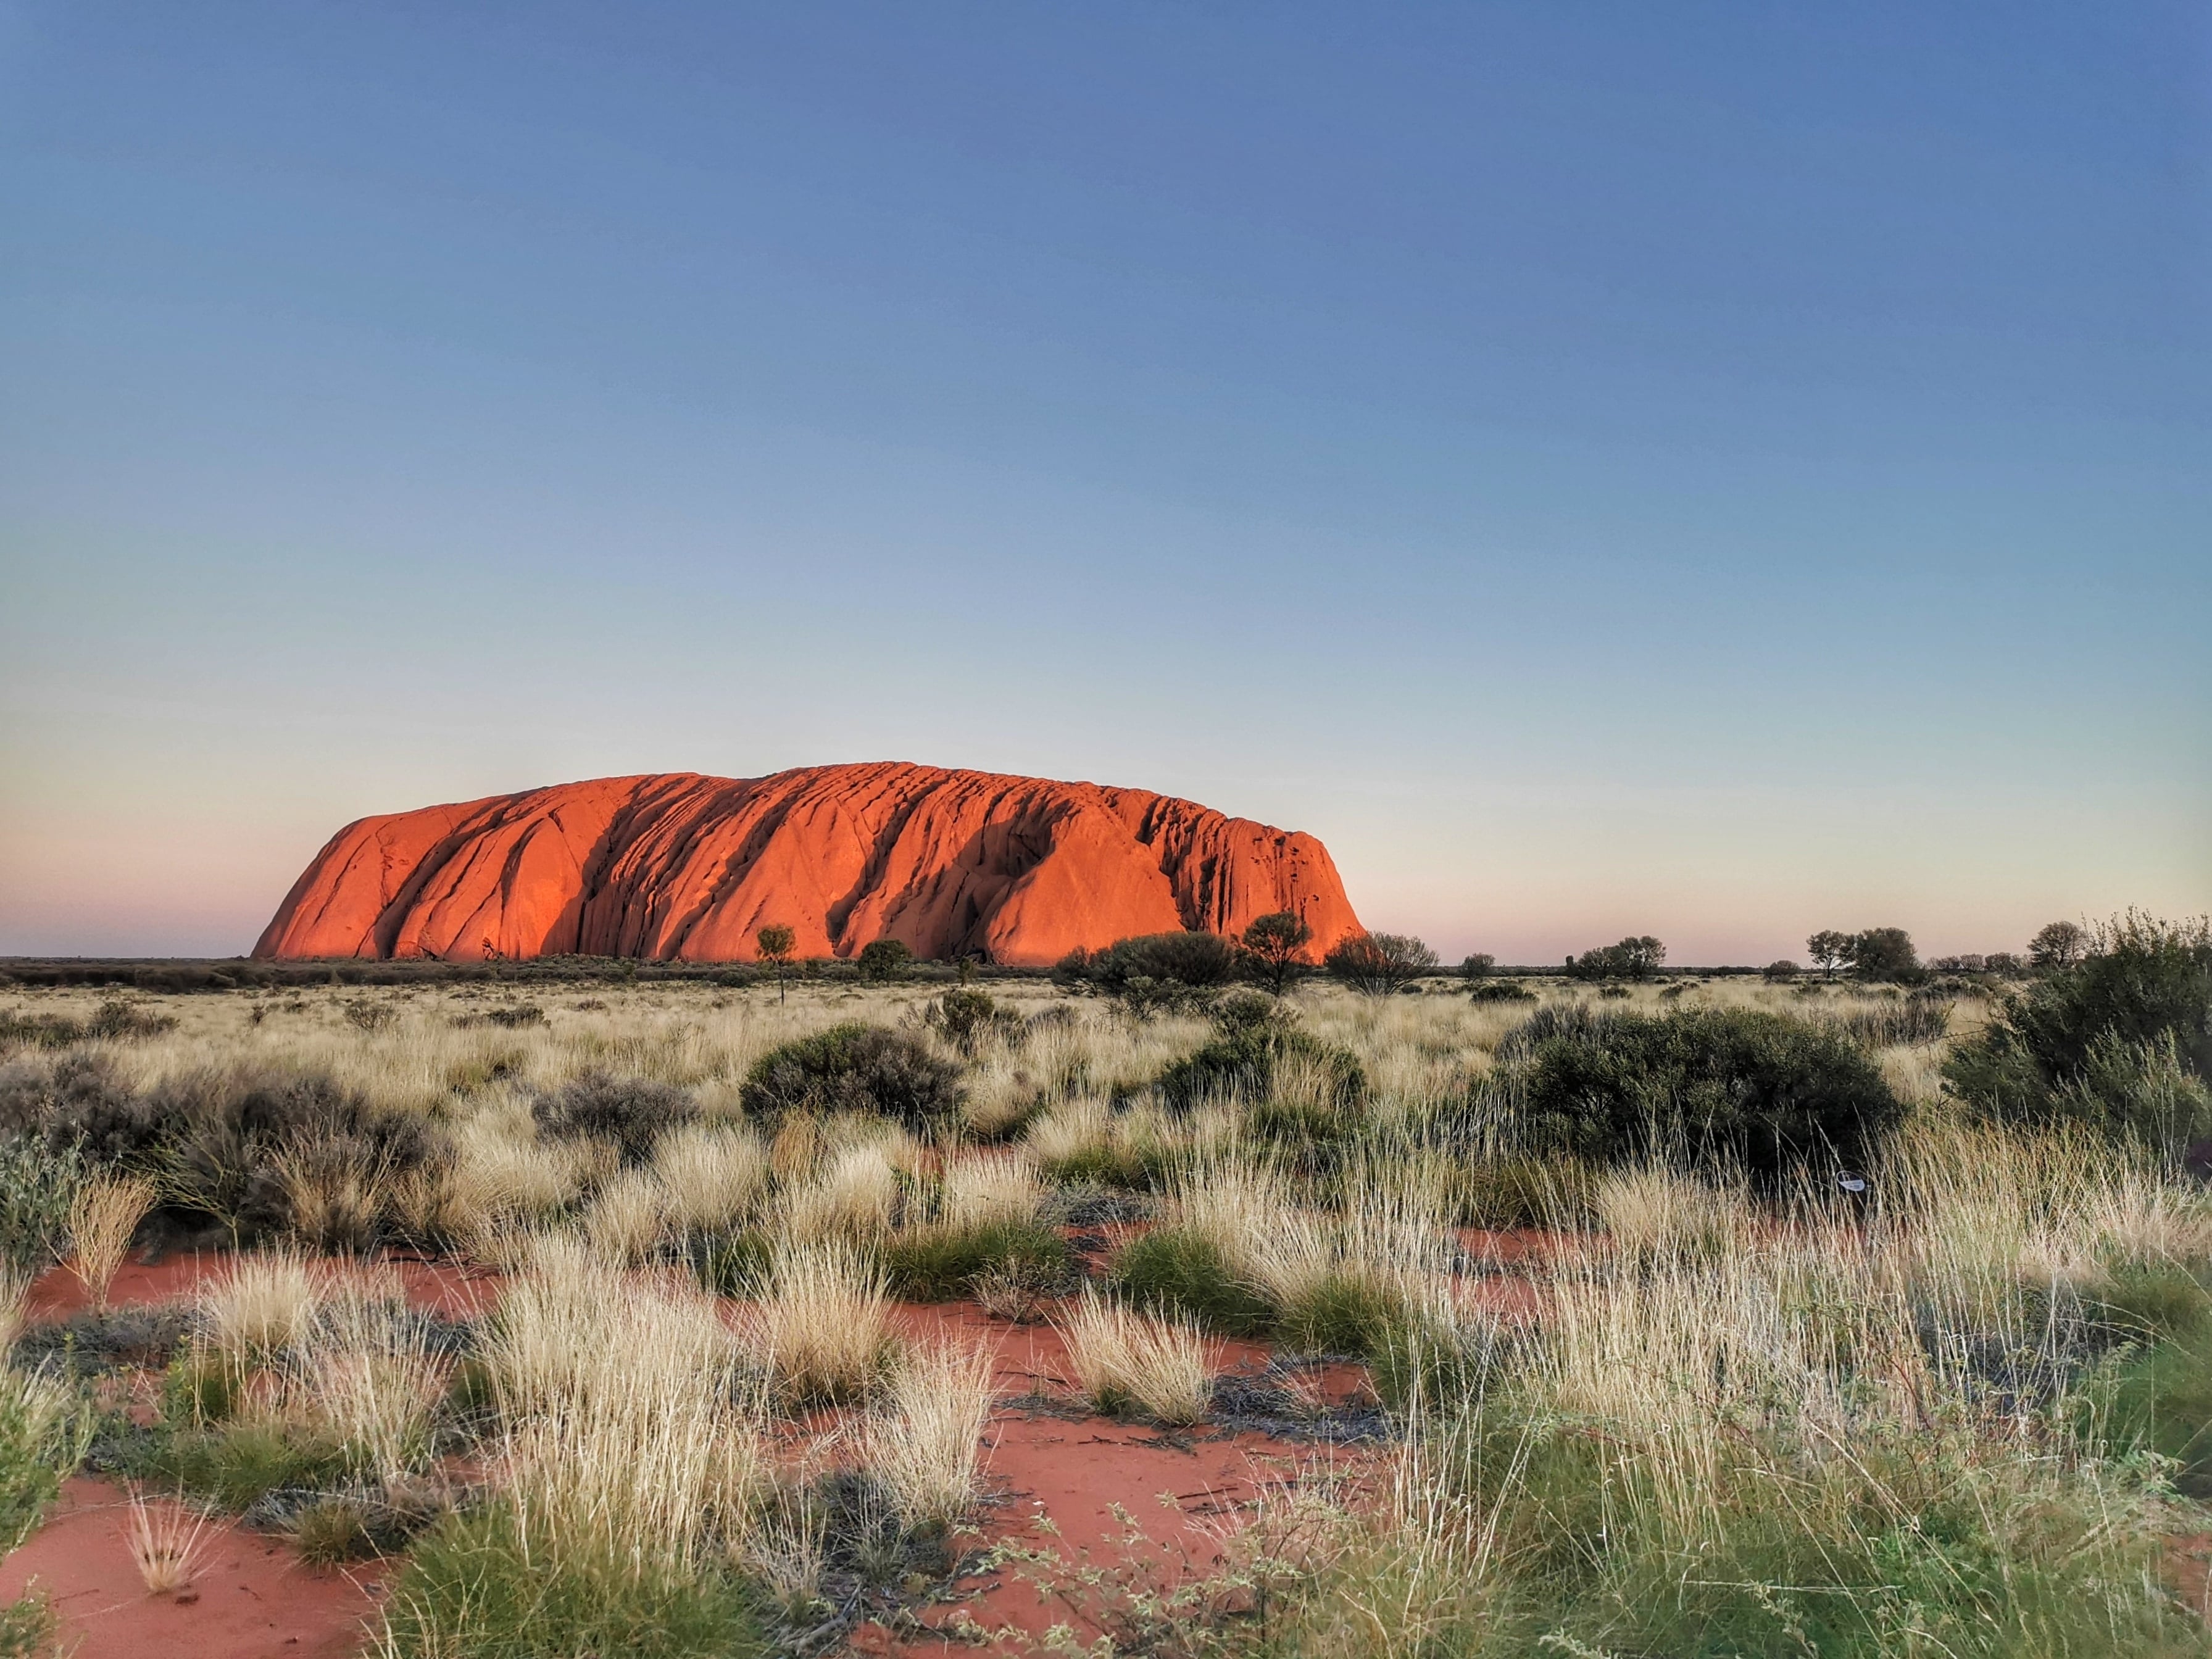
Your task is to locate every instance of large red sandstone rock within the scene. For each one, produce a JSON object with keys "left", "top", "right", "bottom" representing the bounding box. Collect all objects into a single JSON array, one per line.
[{"left": 252, "top": 763, "right": 1363, "bottom": 968}]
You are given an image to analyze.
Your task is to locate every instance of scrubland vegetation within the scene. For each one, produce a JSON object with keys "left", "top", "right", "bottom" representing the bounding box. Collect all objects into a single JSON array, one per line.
[{"left": 0, "top": 916, "right": 2204, "bottom": 1655}]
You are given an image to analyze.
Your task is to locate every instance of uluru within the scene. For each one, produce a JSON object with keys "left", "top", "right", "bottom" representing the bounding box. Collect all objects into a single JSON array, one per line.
[{"left": 252, "top": 762, "right": 1364, "bottom": 968}]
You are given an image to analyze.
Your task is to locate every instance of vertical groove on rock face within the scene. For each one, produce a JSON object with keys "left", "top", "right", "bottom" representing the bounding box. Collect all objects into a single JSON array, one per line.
[{"left": 254, "top": 763, "right": 1363, "bottom": 967}]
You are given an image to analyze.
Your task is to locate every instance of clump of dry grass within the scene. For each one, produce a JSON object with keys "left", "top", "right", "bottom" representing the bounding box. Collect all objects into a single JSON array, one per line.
[
  {"left": 776, "top": 1142, "right": 900, "bottom": 1244},
  {"left": 302, "top": 1289, "right": 445, "bottom": 1486},
  {"left": 485, "top": 1237, "right": 765, "bottom": 1571},
  {"left": 583, "top": 1167, "right": 670, "bottom": 1265},
  {"left": 67, "top": 1172, "right": 156, "bottom": 1310},
  {"left": 739, "top": 1239, "right": 899, "bottom": 1406},
  {"left": 0, "top": 1265, "right": 34, "bottom": 1353},
  {"left": 937, "top": 1151, "right": 1043, "bottom": 1229},
  {"left": 125, "top": 1491, "right": 215, "bottom": 1595},
  {"left": 1588, "top": 1164, "right": 1749, "bottom": 1265},
  {"left": 1057, "top": 1287, "right": 1214, "bottom": 1424},
  {"left": 651, "top": 1123, "right": 769, "bottom": 1234},
  {"left": 863, "top": 1339, "right": 999, "bottom": 1530},
  {"left": 198, "top": 1247, "right": 323, "bottom": 1363},
  {"left": 272, "top": 1139, "right": 396, "bottom": 1253},
  {"left": 448, "top": 1113, "right": 608, "bottom": 1233}
]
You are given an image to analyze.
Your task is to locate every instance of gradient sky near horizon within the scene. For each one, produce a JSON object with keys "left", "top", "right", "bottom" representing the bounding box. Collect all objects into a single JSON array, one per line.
[{"left": 2, "top": 3, "right": 2208, "bottom": 966}]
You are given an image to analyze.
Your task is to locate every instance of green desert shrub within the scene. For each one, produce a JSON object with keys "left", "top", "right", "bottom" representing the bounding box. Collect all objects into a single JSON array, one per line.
[
  {"left": 1272, "top": 1271, "right": 1402, "bottom": 1358},
  {"left": 78, "top": 1066, "right": 446, "bottom": 1245},
  {"left": 0, "top": 1591, "right": 55, "bottom": 1659},
  {"left": 0, "top": 1136, "right": 85, "bottom": 1273},
  {"left": 532, "top": 1071, "right": 699, "bottom": 1163},
  {"left": 1948, "top": 916, "right": 2212, "bottom": 1150},
  {"left": 0, "top": 999, "right": 175, "bottom": 1052},
  {"left": 1154, "top": 1000, "right": 1366, "bottom": 1119},
  {"left": 0, "top": 1370, "right": 88, "bottom": 1553},
  {"left": 450, "top": 1003, "right": 547, "bottom": 1029},
  {"left": 1108, "top": 1229, "right": 1273, "bottom": 1337},
  {"left": 882, "top": 1217, "right": 1072, "bottom": 1303},
  {"left": 0, "top": 1052, "right": 145, "bottom": 1163},
  {"left": 1089, "top": 931, "right": 1242, "bottom": 990},
  {"left": 740, "top": 1024, "right": 964, "bottom": 1129},
  {"left": 1493, "top": 1005, "right": 1900, "bottom": 1183},
  {"left": 856, "top": 939, "right": 914, "bottom": 981},
  {"left": 1063, "top": 931, "right": 1244, "bottom": 1011},
  {"left": 380, "top": 1502, "right": 762, "bottom": 1659},
  {"left": 917, "top": 988, "right": 1024, "bottom": 1055},
  {"left": 162, "top": 1346, "right": 245, "bottom": 1427},
  {"left": 145, "top": 1420, "right": 351, "bottom": 1512},
  {"left": 2103, "top": 1317, "right": 2212, "bottom": 1497},
  {"left": 292, "top": 1494, "right": 381, "bottom": 1565},
  {"left": 1467, "top": 979, "right": 1536, "bottom": 1004}
]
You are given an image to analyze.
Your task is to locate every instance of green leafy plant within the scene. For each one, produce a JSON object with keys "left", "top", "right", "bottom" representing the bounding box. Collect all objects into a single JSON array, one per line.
[
  {"left": 739, "top": 1024, "right": 964, "bottom": 1128},
  {"left": 755, "top": 925, "right": 797, "bottom": 1005},
  {"left": 532, "top": 1072, "right": 699, "bottom": 1163},
  {"left": 1242, "top": 913, "right": 1313, "bottom": 997},
  {"left": 1108, "top": 1229, "right": 1273, "bottom": 1337},
  {"left": 1946, "top": 914, "right": 2212, "bottom": 1149},
  {"left": 1494, "top": 1005, "right": 1900, "bottom": 1182},
  {"left": 1154, "top": 1001, "right": 1365, "bottom": 1120},
  {"left": 882, "top": 1218, "right": 1071, "bottom": 1303},
  {"left": 855, "top": 939, "right": 914, "bottom": 982},
  {"left": 379, "top": 1502, "right": 763, "bottom": 1659},
  {"left": 1565, "top": 936, "right": 1666, "bottom": 982},
  {"left": 1324, "top": 933, "right": 1439, "bottom": 996}
]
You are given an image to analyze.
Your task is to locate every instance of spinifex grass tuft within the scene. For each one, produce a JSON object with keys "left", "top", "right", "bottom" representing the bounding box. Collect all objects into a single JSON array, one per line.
[
  {"left": 863, "top": 1339, "right": 999, "bottom": 1531},
  {"left": 740, "top": 1238, "right": 899, "bottom": 1406},
  {"left": 124, "top": 1491, "right": 214, "bottom": 1595},
  {"left": 1057, "top": 1287, "right": 1214, "bottom": 1424},
  {"left": 65, "top": 1173, "right": 155, "bottom": 1311}
]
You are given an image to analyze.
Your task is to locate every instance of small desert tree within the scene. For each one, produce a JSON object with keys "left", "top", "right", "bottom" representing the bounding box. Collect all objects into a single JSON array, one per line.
[
  {"left": 857, "top": 939, "right": 913, "bottom": 982},
  {"left": 1460, "top": 952, "right": 1496, "bottom": 979},
  {"left": 756, "top": 924, "right": 797, "bottom": 1005},
  {"left": 1807, "top": 929, "right": 1853, "bottom": 981},
  {"left": 1242, "top": 912, "right": 1312, "bottom": 997},
  {"left": 1850, "top": 926, "right": 1921, "bottom": 983},
  {"left": 1324, "top": 932, "right": 1438, "bottom": 997},
  {"left": 2029, "top": 920, "right": 2090, "bottom": 973},
  {"left": 1568, "top": 936, "right": 1666, "bottom": 982}
]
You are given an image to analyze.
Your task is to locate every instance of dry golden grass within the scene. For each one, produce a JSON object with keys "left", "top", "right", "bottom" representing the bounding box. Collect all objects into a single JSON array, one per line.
[
  {"left": 1587, "top": 1164, "right": 1750, "bottom": 1263},
  {"left": 651, "top": 1123, "right": 769, "bottom": 1234},
  {"left": 66, "top": 1172, "right": 156, "bottom": 1311},
  {"left": 738, "top": 1239, "right": 899, "bottom": 1406},
  {"left": 198, "top": 1247, "right": 323, "bottom": 1362},
  {"left": 776, "top": 1142, "right": 900, "bottom": 1244},
  {"left": 125, "top": 1492, "right": 215, "bottom": 1595},
  {"left": 485, "top": 1236, "right": 763, "bottom": 1570},
  {"left": 937, "top": 1150, "right": 1042, "bottom": 1229},
  {"left": 1057, "top": 1287, "right": 1215, "bottom": 1424},
  {"left": 583, "top": 1167, "right": 670, "bottom": 1265},
  {"left": 301, "top": 1288, "right": 444, "bottom": 1485},
  {"left": 0, "top": 1265, "right": 33, "bottom": 1355},
  {"left": 863, "top": 1338, "right": 1000, "bottom": 1529}
]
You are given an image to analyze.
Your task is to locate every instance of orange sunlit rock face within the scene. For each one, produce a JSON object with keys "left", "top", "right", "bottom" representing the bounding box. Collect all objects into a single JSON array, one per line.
[{"left": 252, "top": 763, "right": 1363, "bottom": 967}]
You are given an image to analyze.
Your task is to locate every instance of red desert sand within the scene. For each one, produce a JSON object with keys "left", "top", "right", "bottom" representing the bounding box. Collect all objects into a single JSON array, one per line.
[
  {"left": 0, "top": 1478, "right": 388, "bottom": 1659},
  {"left": 7, "top": 1253, "right": 1460, "bottom": 1656},
  {"left": 253, "top": 762, "right": 1363, "bottom": 967}
]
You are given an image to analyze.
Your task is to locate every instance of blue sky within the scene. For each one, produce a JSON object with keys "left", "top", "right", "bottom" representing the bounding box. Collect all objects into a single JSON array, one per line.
[{"left": 2, "top": 2, "right": 2206, "bottom": 962}]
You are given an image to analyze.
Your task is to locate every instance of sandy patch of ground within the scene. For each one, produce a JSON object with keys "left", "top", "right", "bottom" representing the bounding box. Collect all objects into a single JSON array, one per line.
[
  {"left": 0, "top": 1477, "right": 388, "bottom": 1659},
  {"left": 26, "top": 1251, "right": 506, "bottom": 1324}
]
